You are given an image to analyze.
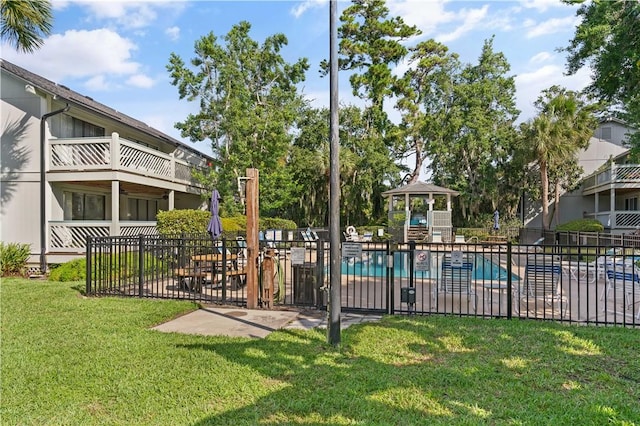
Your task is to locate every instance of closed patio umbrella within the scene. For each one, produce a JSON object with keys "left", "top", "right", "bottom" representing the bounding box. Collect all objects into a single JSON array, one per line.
[{"left": 207, "top": 189, "right": 223, "bottom": 240}]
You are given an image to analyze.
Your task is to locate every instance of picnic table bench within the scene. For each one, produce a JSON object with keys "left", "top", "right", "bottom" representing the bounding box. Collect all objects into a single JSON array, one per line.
[
  {"left": 482, "top": 235, "right": 508, "bottom": 246},
  {"left": 174, "top": 253, "right": 245, "bottom": 292}
]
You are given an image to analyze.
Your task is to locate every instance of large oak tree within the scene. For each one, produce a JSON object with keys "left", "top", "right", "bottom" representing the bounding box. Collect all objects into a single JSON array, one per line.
[{"left": 167, "top": 21, "right": 309, "bottom": 215}]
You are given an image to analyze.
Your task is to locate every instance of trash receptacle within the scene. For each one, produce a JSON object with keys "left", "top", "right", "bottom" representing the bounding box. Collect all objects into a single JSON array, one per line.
[{"left": 293, "top": 263, "right": 317, "bottom": 304}]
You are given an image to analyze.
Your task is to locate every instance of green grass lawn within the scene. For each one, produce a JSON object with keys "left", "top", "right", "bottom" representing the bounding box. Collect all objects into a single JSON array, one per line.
[{"left": 1, "top": 278, "right": 639, "bottom": 425}]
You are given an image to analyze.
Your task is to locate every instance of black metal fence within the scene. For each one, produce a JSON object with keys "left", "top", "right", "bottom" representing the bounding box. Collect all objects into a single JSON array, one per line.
[{"left": 86, "top": 233, "right": 640, "bottom": 328}]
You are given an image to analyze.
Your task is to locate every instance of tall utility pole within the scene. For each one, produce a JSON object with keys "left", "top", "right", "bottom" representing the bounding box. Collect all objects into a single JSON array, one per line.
[{"left": 328, "top": 0, "right": 341, "bottom": 346}]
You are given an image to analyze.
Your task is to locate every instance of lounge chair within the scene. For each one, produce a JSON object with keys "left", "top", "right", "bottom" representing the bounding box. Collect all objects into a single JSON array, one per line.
[
  {"left": 566, "top": 248, "right": 622, "bottom": 283},
  {"left": 602, "top": 261, "right": 640, "bottom": 320},
  {"left": 433, "top": 253, "right": 476, "bottom": 312},
  {"left": 301, "top": 230, "right": 318, "bottom": 248},
  {"left": 517, "top": 254, "right": 566, "bottom": 317}
]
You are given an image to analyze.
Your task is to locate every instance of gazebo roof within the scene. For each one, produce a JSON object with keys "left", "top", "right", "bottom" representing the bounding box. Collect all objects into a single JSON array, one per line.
[{"left": 381, "top": 181, "right": 459, "bottom": 197}]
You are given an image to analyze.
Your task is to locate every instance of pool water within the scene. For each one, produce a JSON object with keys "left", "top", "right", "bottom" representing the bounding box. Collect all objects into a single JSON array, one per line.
[{"left": 341, "top": 251, "right": 519, "bottom": 281}]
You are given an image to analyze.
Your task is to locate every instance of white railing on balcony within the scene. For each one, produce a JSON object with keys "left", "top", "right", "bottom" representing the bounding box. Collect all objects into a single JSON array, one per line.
[
  {"left": 583, "top": 164, "right": 640, "bottom": 192},
  {"left": 584, "top": 211, "right": 640, "bottom": 229},
  {"left": 49, "top": 133, "right": 206, "bottom": 188},
  {"left": 49, "top": 221, "right": 159, "bottom": 251}
]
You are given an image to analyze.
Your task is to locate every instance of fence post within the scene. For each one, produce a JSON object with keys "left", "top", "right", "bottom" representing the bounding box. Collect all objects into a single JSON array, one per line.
[
  {"left": 138, "top": 234, "right": 144, "bottom": 297},
  {"left": 316, "top": 239, "right": 325, "bottom": 309},
  {"left": 506, "top": 241, "right": 512, "bottom": 319},
  {"left": 221, "top": 237, "right": 227, "bottom": 302},
  {"left": 86, "top": 236, "right": 92, "bottom": 295},
  {"left": 408, "top": 241, "right": 415, "bottom": 314},
  {"left": 387, "top": 240, "right": 393, "bottom": 315}
]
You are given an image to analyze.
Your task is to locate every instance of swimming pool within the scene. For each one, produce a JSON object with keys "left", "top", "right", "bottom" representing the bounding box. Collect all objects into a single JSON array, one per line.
[{"left": 341, "top": 251, "right": 519, "bottom": 281}]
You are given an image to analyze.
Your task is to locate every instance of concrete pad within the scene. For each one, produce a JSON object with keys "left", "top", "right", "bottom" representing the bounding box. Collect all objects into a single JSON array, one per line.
[{"left": 152, "top": 306, "right": 303, "bottom": 338}]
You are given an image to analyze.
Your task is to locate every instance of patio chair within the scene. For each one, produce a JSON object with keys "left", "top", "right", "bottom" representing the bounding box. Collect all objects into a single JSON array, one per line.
[
  {"left": 567, "top": 248, "right": 622, "bottom": 284},
  {"left": 234, "top": 236, "right": 248, "bottom": 267},
  {"left": 517, "top": 254, "right": 566, "bottom": 317},
  {"left": 433, "top": 253, "right": 476, "bottom": 312},
  {"left": 603, "top": 261, "right": 640, "bottom": 320},
  {"left": 301, "top": 230, "right": 318, "bottom": 248}
]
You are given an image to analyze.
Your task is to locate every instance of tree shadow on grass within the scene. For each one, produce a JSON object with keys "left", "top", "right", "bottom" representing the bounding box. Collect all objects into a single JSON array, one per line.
[{"left": 177, "top": 317, "right": 637, "bottom": 425}]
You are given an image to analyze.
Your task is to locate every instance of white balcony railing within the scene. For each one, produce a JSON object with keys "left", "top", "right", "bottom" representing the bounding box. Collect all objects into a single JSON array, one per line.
[
  {"left": 49, "top": 133, "right": 206, "bottom": 188},
  {"left": 583, "top": 211, "right": 640, "bottom": 229},
  {"left": 583, "top": 164, "right": 640, "bottom": 192},
  {"left": 49, "top": 221, "right": 159, "bottom": 252}
]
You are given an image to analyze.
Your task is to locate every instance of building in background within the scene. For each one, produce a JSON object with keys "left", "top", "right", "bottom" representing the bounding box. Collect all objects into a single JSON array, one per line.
[{"left": 1, "top": 59, "right": 213, "bottom": 273}]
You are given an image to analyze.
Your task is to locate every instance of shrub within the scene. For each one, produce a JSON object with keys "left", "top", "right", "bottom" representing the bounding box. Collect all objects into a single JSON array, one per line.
[
  {"left": 49, "top": 253, "right": 166, "bottom": 282},
  {"left": 556, "top": 218, "right": 604, "bottom": 232},
  {"left": 0, "top": 242, "right": 31, "bottom": 277},
  {"left": 48, "top": 258, "right": 85, "bottom": 282},
  {"left": 260, "top": 217, "right": 297, "bottom": 230},
  {"left": 156, "top": 209, "right": 210, "bottom": 236},
  {"left": 222, "top": 216, "right": 246, "bottom": 233}
]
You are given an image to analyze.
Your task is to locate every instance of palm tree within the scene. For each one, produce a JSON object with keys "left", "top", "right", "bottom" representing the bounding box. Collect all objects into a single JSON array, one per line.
[
  {"left": 1, "top": 0, "right": 52, "bottom": 53},
  {"left": 523, "top": 86, "right": 599, "bottom": 229}
]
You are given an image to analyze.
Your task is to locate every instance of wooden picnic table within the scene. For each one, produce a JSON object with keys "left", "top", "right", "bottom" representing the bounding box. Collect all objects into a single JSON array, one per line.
[
  {"left": 482, "top": 235, "right": 508, "bottom": 246},
  {"left": 193, "top": 253, "right": 246, "bottom": 290},
  {"left": 174, "top": 253, "right": 241, "bottom": 292}
]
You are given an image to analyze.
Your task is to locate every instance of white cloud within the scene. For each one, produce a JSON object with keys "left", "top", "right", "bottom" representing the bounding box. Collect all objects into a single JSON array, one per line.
[
  {"left": 515, "top": 64, "right": 592, "bottom": 122},
  {"left": 58, "top": 1, "right": 188, "bottom": 30},
  {"left": 165, "top": 26, "right": 180, "bottom": 41},
  {"left": 84, "top": 74, "right": 110, "bottom": 91},
  {"left": 436, "top": 5, "right": 489, "bottom": 43},
  {"left": 526, "top": 16, "right": 580, "bottom": 39},
  {"left": 290, "top": 0, "right": 326, "bottom": 18},
  {"left": 126, "top": 74, "right": 155, "bottom": 89},
  {"left": 519, "top": 0, "right": 568, "bottom": 13},
  {"left": 387, "top": 0, "right": 457, "bottom": 36},
  {"left": 2, "top": 29, "right": 140, "bottom": 83},
  {"left": 530, "top": 51, "right": 553, "bottom": 64}
]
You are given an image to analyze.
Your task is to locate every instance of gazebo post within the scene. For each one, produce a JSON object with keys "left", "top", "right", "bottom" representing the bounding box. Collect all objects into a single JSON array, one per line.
[{"left": 404, "top": 193, "right": 410, "bottom": 243}]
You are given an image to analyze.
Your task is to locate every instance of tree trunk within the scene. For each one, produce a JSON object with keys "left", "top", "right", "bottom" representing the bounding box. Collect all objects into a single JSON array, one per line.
[
  {"left": 408, "top": 142, "right": 423, "bottom": 184},
  {"left": 554, "top": 180, "right": 561, "bottom": 227},
  {"left": 541, "top": 161, "right": 550, "bottom": 229}
]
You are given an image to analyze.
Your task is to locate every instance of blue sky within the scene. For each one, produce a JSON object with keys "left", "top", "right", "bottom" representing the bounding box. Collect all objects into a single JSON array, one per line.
[{"left": 2, "top": 0, "right": 591, "bottom": 158}]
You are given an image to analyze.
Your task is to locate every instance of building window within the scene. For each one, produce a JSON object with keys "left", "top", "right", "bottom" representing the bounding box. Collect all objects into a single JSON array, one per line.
[
  {"left": 601, "top": 126, "right": 612, "bottom": 141},
  {"left": 57, "top": 115, "right": 105, "bottom": 138},
  {"left": 63, "top": 192, "right": 105, "bottom": 220},
  {"left": 625, "top": 197, "right": 638, "bottom": 211},
  {"left": 128, "top": 198, "right": 158, "bottom": 221}
]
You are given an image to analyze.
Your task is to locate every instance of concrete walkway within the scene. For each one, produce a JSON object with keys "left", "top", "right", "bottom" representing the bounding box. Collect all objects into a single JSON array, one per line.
[{"left": 152, "top": 305, "right": 383, "bottom": 338}]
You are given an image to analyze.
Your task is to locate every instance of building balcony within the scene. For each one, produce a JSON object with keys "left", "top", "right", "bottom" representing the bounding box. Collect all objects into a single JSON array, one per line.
[
  {"left": 48, "top": 133, "right": 206, "bottom": 189},
  {"left": 583, "top": 210, "right": 640, "bottom": 231},
  {"left": 582, "top": 164, "right": 640, "bottom": 195},
  {"left": 49, "top": 221, "right": 159, "bottom": 253}
]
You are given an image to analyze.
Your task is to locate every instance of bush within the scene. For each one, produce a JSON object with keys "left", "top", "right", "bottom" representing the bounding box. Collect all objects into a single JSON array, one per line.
[
  {"left": 260, "top": 217, "right": 297, "bottom": 230},
  {"left": 48, "top": 258, "right": 85, "bottom": 282},
  {"left": 49, "top": 253, "right": 166, "bottom": 282},
  {"left": 156, "top": 209, "right": 210, "bottom": 236},
  {"left": 221, "top": 216, "right": 246, "bottom": 233},
  {"left": 556, "top": 218, "right": 604, "bottom": 232},
  {"left": 156, "top": 209, "right": 298, "bottom": 239},
  {"left": 0, "top": 242, "right": 31, "bottom": 277}
]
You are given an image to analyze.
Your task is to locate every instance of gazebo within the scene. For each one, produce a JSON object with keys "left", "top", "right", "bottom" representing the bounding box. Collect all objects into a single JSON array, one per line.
[{"left": 382, "top": 181, "right": 459, "bottom": 243}]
